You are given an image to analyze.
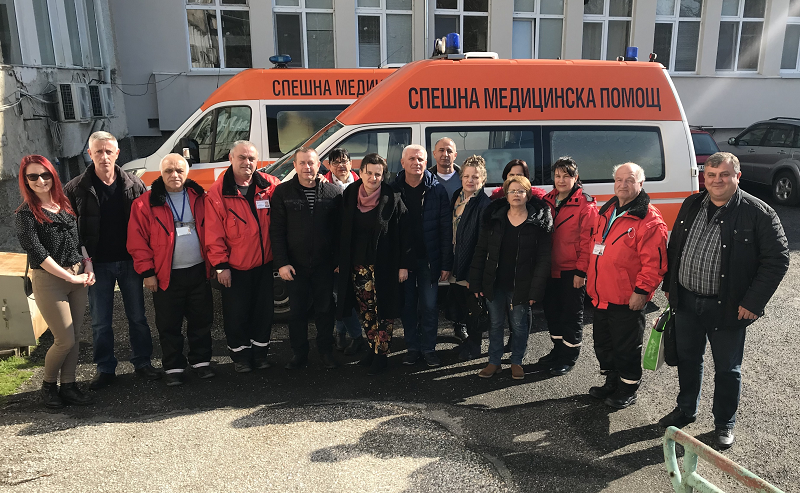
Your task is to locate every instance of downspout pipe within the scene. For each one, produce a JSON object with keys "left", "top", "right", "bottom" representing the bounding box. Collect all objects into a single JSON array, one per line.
[{"left": 94, "top": 0, "right": 111, "bottom": 84}]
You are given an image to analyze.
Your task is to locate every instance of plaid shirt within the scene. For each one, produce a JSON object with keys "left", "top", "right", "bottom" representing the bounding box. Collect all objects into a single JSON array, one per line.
[{"left": 678, "top": 195, "right": 730, "bottom": 295}]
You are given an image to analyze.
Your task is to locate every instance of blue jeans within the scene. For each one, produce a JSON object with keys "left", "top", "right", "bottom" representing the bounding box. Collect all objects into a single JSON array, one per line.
[
  {"left": 336, "top": 310, "right": 363, "bottom": 339},
  {"left": 401, "top": 259, "right": 438, "bottom": 353},
  {"left": 487, "top": 288, "right": 530, "bottom": 365},
  {"left": 89, "top": 260, "right": 153, "bottom": 373},
  {"left": 675, "top": 286, "right": 747, "bottom": 430}
]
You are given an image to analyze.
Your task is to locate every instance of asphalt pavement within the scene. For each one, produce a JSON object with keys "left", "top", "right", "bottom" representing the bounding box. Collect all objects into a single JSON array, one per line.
[{"left": 1, "top": 183, "right": 797, "bottom": 492}]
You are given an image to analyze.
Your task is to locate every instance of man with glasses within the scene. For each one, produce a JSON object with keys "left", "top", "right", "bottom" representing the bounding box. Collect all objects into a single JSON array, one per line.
[
  {"left": 323, "top": 148, "right": 366, "bottom": 356},
  {"left": 65, "top": 131, "right": 160, "bottom": 389}
]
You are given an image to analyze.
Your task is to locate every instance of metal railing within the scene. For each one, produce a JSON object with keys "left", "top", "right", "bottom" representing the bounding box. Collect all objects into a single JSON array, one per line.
[{"left": 663, "top": 426, "right": 785, "bottom": 493}]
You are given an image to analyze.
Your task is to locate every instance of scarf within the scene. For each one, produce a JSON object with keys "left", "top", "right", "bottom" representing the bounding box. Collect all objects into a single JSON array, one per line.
[{"left": 357, "top": 183, "right": 381, "bottom": 213}]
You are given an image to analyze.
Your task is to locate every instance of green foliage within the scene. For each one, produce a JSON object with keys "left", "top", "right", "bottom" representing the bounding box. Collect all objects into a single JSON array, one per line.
[{"left": 0, "top": 355, "right": 39, "bottom": 398}]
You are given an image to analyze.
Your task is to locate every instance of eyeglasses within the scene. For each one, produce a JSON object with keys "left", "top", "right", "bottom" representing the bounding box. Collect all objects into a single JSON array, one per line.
[
  {"left": 26, "top": 172, "right": 53, "bottom": 182},
  {"left": 331, "top": 161, "right": 350, "bottom": 167},
  {"left": 507, "top": 190, "right": 527, "bottom": 196}
]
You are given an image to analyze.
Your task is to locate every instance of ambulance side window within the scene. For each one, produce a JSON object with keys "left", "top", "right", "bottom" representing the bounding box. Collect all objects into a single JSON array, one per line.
[
  {"left": 322, "top": 128, "right": 411, "bottom": 181},
  {"left": 184, "top": 111, "right": 215, "bottom": 163},
  {"left": 180, "top": 105, "right": 252, "bottom": 164},
  {"left": 545, "top": 127, "right": 665, "bottom": 183}
]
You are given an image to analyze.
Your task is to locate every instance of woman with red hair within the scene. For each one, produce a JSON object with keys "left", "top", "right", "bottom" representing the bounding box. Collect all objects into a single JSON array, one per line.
[{"left": 15, "top": 155, "right": 95, "bottom": 409}]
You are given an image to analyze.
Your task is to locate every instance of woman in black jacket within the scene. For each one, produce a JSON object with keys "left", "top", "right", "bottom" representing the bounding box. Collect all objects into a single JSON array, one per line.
[
  {"left": 337, "top": 153, "right": 411, "bottom": 375},
  {"left": 449, "top": 155, "right": 491, "bottom": 361},
  {"left": 469, "top": 176, "right": 552, "bottom": 380}
]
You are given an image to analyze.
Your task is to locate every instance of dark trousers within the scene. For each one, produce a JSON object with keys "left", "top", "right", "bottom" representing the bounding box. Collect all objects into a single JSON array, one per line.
[
  {"left": 593, "top": 303, "right": 645, "bottom": 383},
  {"left": 450, "top": 283, "right": 483, "bottom": 344},
  {"left": 543, "top": 275, "right": 585, "bottom": 365},
  {"left": 220, "top": 262, "right": 274, "bottom": 364},
  {"left": 152, "top": 263, "right": 213, "bottom": 372},
  {"left": 401, "top": 259, "right": 439, "bottom": 353},
  {"left": 287, "top": 265, "right": 335, "bottom": 356},
  {"left": 675, "top": 285, "right": 747, "bottom": 430}
]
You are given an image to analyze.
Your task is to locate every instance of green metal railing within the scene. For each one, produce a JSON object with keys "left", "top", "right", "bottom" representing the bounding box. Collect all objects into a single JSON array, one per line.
[{"left": 663, "top": 426, "right": 785, "bottom": 493}]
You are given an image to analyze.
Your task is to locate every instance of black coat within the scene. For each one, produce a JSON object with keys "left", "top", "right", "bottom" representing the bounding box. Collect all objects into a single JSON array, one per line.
[
  {"left": 64, "top": 164, "right": 146, "bottom": 258},
  {"left": 451, "top": 187, "right": 491, "bottom": 282},
  {"left": 270, "top": 175, "right": 342, "bottom": 270},
  {"left": 663, "top": 187, "right": 789, "bottom": 329},
  {"left": 336, "top": 181, "right": 411, "bottom": 320},
  {"left": 469, "top": 198, "right": 553, "bottom": 305}
]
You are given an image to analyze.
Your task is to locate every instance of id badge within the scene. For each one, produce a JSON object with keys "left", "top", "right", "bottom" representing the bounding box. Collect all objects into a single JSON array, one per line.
[
  {"left": 176, "top": 226, "right": 191, "bottom": 236},
  {"left": 592, "top": 242, "right": 606, "bottom": 256},
  {"left": 256, "top": 199, "right": 270, "bottom": 210}
]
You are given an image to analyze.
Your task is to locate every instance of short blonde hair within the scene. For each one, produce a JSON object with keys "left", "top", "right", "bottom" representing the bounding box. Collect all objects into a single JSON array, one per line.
[
  {"left": 461, "top": 155, "right": 487, "bottom": 185},
  {"left": 503, "top": 175, "right": 532, "bottom": 197}
]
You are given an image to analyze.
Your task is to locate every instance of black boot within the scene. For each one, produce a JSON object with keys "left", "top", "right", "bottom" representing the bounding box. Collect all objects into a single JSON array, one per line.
[
  {"left": 604, "top": 381, "right": 639, "bottom": 409},
  {"left": 59, "top": 382, "right": 94, "bottom": 406},
  {"left": 589, "top": 371, "right": 619, "bottom": 399},
  {"left": 41, "top": 381, "right": 64, "bottom": 409},
  {"left": 537, "top": 338, "right": 562, "bottom": 365},
  {"left": 344, "top": 336, "right": 366, "bottom": 356},
  {"left": 358, "top": 348, "right": 376, "bottom": 367},
  {"left": 367, "top": 353, "right": 388, "bottom": 375}
]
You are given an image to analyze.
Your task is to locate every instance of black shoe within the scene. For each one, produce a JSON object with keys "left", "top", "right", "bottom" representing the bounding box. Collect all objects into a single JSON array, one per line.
[
  {"left": 41, "top": 381, "right": 64, "bottom": 409},
  {"left": 195, "top": 366, "right": 216, "bottom": 379},
  {"left": 604, "top": 382, "right": 639, "bottom": 409},
  {"left": 253, "top": 358, "right": 272, "bottom": 370},
  {"left": 537, "top": 345, "right": 560, "bottom": 365},
  {"left": 320, "top": 352, "right": 339, "bottom": 369},
  {"left": 59, "top": 382, "right": 94, "bottom": 405},
  {"left": 549, "top": 363, "right": 574, "bottom": 376},
  {"left": 458, "top": 341, "right": 481, "bottom": 362},
  {"left": 89, "top": 372, "right": 116, "bottom": 390},
  {"left": 368, "top": 353, "right": 388, "bottom": 375},
  {"left": 423, "top": 351, "right": 441, "bottom": 367},
  {"left": 135, "top": 365, "right": 163, "bottom": 381},
  {"left": 164, "top": 373, "right": 184, "bottom": 387},
  {"left": 716, "top": 428, "right": 735, "bottom": 449},
  {"left": 454, "top": 324, "right": 468, "bottom": 343},
  {"left": 334, "top": 332, "right": 348, "bottom": 352},
  {"left": 234, "top": 362, "right": 252, "bottom": 373},
  {"left": 358, "top": 350, "right": 376, "bottom": 367},
  {"left": 285, "top": 354, "right": 308, "bottom": 370},
  {"left": 658, "top": 407, "right": 696, "bottom": 429},
  {"left": 588, "top": 371, "right": 619, "bottom": 399},
  {"left": 402, "top": 350, "right": 421, "bottom": 365},
  {"left": 344, "top": 336, "right": 366, "bottom": 356}
]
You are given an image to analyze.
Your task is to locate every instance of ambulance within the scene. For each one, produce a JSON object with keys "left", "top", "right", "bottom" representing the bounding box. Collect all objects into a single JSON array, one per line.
[
  {"left": 264, "top": 55, "right": 699, "bottom": 228},
  {"left": 122, "top": 65, "right": 394, "bottom": 188}
]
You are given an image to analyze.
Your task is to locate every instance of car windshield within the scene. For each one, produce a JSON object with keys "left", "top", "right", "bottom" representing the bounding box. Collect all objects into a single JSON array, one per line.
[
  {"left": 692, "top": 133, "right": 720, "bottom": 156},
  {"left": 262, "top": 120, "right": 344, "bottom": 180}
]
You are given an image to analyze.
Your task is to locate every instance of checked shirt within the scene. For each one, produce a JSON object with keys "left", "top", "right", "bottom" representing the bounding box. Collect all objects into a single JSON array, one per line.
[{"left": 677, "top": 195, "right": 731, "bottom": 296}]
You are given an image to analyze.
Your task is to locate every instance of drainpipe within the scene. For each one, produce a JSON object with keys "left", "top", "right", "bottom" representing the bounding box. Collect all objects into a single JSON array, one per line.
[
  {"left": 93, "top": 0, "right": 111, "bottom": 83},
  {"left": 424, "top": 0, "right": 429, "bottom": 58}
]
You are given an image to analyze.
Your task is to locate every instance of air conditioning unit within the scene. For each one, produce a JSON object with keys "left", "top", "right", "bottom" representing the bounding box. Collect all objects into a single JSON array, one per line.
[
  {"left": 88, "top": 84, "right": 104, "bottom": 118},
  {"left": 57, "top": 83, "right": 91, "bottom": 122}
]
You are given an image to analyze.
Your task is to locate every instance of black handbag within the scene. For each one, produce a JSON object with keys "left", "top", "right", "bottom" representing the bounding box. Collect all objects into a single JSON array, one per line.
[
  {"left": 661, "top": 306, "right": 678, "bottom": 367},
  {"left": 23, "top": 255, "right": 33, "bottom": 297},
  {"left": 468, "top": 294, "right": 490, "bottom": 334},
  {"left": 444, "top": 285, "right": 468, "bottom": 323}
]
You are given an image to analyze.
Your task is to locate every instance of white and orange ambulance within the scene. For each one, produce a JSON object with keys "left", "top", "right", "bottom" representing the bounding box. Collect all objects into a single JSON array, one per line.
[
  {"left": 122, "top": 67, "right": 394, "bottom": 188},
  {"left": 265, "top": 55, "right": 699, "bottom": 228}
]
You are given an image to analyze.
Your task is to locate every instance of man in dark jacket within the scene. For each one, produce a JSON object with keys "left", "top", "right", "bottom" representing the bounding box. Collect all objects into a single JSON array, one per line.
[
  {"left": 659, "top": 152, "right": 789, "bottom": 450},
  {"left": 428, "top": 137, "right": 462, "bottom": 198},
  {"left": 392, "top": 144, "right": 453, "bottom": 367},
  {"left": 64, "top": 131, "right": 159, "bottom": 389},
  {"left": 271, "top": 147, "right": 342, "bottom": 370}
]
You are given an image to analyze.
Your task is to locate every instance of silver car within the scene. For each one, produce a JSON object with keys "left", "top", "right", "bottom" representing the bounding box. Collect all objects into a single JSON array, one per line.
[{"left": 717, "top": 117, "right": 800, "bottom": 206}]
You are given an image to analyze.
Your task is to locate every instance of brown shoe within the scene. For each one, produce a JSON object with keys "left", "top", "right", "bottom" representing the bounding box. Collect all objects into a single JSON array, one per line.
[
  {"left": 478, "top": 364, "right": 502, "bottom": 378},
  {"left": 511, "top": 364, "right": 525, "bottom": 380}
]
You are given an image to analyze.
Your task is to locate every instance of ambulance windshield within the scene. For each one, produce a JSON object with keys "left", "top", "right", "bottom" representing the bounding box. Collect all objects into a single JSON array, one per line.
[{"left": 263, "top": 120, "right": 344, "bottom": 180}]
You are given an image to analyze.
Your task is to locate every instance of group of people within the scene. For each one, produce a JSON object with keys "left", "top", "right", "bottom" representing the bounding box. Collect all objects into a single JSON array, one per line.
[{"left": 16, "top": 131, "right": 789, "bottom": 450}]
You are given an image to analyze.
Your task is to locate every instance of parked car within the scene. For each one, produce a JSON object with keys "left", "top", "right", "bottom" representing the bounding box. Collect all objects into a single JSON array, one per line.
[
  {"left": 717, "top": 117, "right": 800, "bottom": 205},
  {"left": 691, "top": 128, "right": 720, "bottom": 190}
]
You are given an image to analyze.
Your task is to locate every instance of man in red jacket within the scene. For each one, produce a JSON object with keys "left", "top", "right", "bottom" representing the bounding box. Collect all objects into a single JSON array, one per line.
[
  {"left": 127, "top": 154, "right": 213, "bottom": 386},
  {"left": 586, "top": 162, "right": 668, "bottom": 409},
  {"left": 206, "top": 141, "right": 281, "bottom": 373}
]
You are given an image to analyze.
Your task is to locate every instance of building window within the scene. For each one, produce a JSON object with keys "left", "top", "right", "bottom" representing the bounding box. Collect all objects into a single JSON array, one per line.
[
  {"left": 274, "top": 0, "right": 335, "bottom": 68},
  {"left": 25, "top": 0, "right": 102, "bottom": 67},
  {"left": 781, "top": 0, "right": 800, "bottom": 71},
  {"left": 434, "top": 0, "right": 489, "bottom": 53},
  {"left": 0, "top": 0, "right": 22, "bottom": 64},
  {"left": 512, "top": 0, "right": 563, "bottom": 59},
  {"left": 355, "top": 0, "right": 412, "bottom": 68},
  {"left": 582, "top": 0, "right": 632, "bottom": 61},
  {"left": 32, "top": 0, "right": 56, "bottom": 65},
  {"left": 186, "top": 0, "right": 252, "bottom": 70},
  {"left": 716, "top": 0, "right": 764, "bottom": 71},
  {"left": 653, "top": 0, "right": 701, "bottom": 72}
]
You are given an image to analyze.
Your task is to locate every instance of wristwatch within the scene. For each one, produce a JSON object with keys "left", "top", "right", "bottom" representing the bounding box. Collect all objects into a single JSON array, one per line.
[{"left": 216, "top": 269, "right": 225, "bottom": 274}]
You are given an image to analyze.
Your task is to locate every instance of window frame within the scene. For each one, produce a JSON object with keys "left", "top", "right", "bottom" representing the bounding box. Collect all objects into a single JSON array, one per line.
[
  {"left": 653, "top": 0, "right": 702, "bottom": 73},
  {"left": 0, "top": 0, "right": 23, "bottom": 65},
  {"left": 716, "top": 0, "right": 765, "bottom": 72},
  {"left": 273, "top": 0, "right": 335, "bottom": 69},
  {"left": 582, "top": 0, "right": 633, "bottom": 61},
  {"left": 355, "top": 0, "right": 413, "bottom": 68},
  {"left": 16, "top": 0, "right": 102, "bottom": 67},
  {"left": 511, "top": 0, "right": 565, "bottom": 60},
  {"left": 185, "top": 0, "right": 252, "bottom": 72},
  {"left": 433, "top": 0, "right": 490, "bottom": 53},
  {"left": 178, "top": 104, "right": 253, "bottom": 165},
  {"left": 780, "top": 4, "right": 800, "bottom": 73}
]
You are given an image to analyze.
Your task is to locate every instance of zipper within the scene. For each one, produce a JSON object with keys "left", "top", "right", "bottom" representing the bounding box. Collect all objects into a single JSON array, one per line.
[
  {"left": 228, "top": 208, "right": 247, "bottom": 224},
  {"left": 510, "top": 225, "right": 521, "bottom": 310},
  {"left": 611, "top": 228, "right": 633, "bottom": 245},
  {"left": 155, "top": 216, "right": 170, "bottom": 235},
  {"left": 658, "top": 246, "right": 663, "bottom": 268},
  {"left": 556, "top": 213, "right": 575, "bottom": 229}
]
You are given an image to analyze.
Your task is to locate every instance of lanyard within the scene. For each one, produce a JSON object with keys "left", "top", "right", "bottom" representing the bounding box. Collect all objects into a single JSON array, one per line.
[
  {"left": 166, "top": 189, "right": 187, "bottom": 223},
  {"left": 602, "top": 207, "right": 626, "bottom": 242}
]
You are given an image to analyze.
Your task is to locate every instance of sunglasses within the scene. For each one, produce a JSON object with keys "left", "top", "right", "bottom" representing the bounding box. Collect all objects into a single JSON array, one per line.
[{"left": 26, "top": 172, "right": 53, "bottom": 182}]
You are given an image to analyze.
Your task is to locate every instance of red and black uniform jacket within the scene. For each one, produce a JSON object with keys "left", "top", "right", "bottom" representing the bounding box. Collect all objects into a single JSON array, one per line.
[
  {"left": 586, "top": 190, "right": 668, "bottom": 309},
  {"left": 543, "top": 185, "right": 598, "bottom": 279},
  {"left": 205, "top": 168, "right": 281, "bottom": 271},
  {"left": 127, "top": 177, "right": 208, "bottom": 291}
]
